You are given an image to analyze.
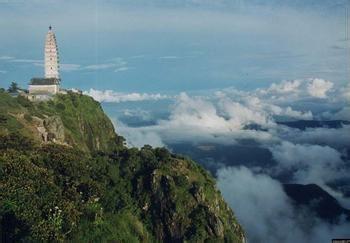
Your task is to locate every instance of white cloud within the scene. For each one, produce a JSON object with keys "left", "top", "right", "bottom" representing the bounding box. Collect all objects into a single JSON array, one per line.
[
  {"left": 81, "top": 58, "right": 129, "bottom": 72},
  {"left": 332, "top": 107, "right": 350, "bottom": 120},
  {"left": 218, "top": 96, "right": 272, "bottom": 127},
  {"left": 257, "top": 78, "right": 335, "bottom": 101},
  {"left": 161, "top": 92, "right": 276, "bottom": 142},
  {"left": 33, "top": 63, "right": 44, "bottom": 67},
  {"left": 0, "top": 70, "right": 7, "bottom": 74},
  {"left": 9, "top": 59, "right": 43, "bottom": 63},
  {"left": 340, "top": 84, "right": 350, "bottom": 101},
  {"left": 307, "top": 78, "right": 333, "bottom": 98},
  {"left": 110, "top": 79, "right": 350, "bottom": 150},
  {"left": 265, "top": 138, "right": 350, "bottom": 208},
  {"left": 219, "top": 81, "right": 317, "bottom": 120},
  {"left": 112, "top": 92, "right": 278, "bottom": 147},
  {"left": 123, "top": 109, "right": 152, "bottom": 120},
  {"left": 159, "top": 55, "right": 180, "bottom": 60},
  {"left": 267, "top": 79, "right": 302, "bottom": 94},
  {"left": 0, "top": 56, "right": 14, "bottom": 60},
  {"left": 268, "top": 104, "right": 313, "bottom": 120},
  {"left": 83, "top": 63, "right": 116, "bottom": 70},
  {"left": 114, "top": 66, "right": 129, "bottom": 72},
  {"left": 120, "top": 127, "right": 165, "bottom": 148},
  {"left": 84, "top": 89, "right": 169, "bottom": 103},
  {"left": 169, "top": 92, "right": 231, "bottom": 129},
  {"left": 286, "top": 125, "right": 350, "bottom": 149},
  {"left": 59, "top": 63, "right": 81, "bottom": 71},
  {"left": 59, "top": 62, "right": 128, "bottom": 72},
  {"left": 249, "top": 78, "right": 348, "bottom": 120},
  {"left": 33, "top": 62, "right": 81, "bottom": 72},
  {"left": 217, "top": 166, "right": 303, "bottom": 243},
  {"left": 214, "top": 89, "right": 313, "bottom": 125},
  {"left": 269, "top": 141, "right": 346, "bottom": 185},
  {"left": 130, "top": 55, "right": 146, "bottom": 59},
  {"left": 1, "top": 54, "right": 128, "bottom": 73},
  {"left": 112, "top": 119, "right": 165, "bottom": 148},
  {"left": 217, "top": 166, "right": 350, "bottom": 243}
]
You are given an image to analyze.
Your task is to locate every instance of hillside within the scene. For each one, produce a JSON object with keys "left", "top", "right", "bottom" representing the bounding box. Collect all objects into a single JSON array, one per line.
[
  {"left": 0, "top": 91, "right": 245, "bottom": 242},
  {"left": 0, "top": 91, "right": 118, "bottom": 153}
]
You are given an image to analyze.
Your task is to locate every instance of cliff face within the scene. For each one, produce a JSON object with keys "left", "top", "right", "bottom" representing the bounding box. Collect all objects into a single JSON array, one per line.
[
  {"left": 0, "top": 91, "right": 245, "bottom": 242},
  {"left": 135, "top": 155, "right": 245, "bottom": 242}
]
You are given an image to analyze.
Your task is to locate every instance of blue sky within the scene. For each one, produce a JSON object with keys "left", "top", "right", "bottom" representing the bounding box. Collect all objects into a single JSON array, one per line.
[{"left": 0, "top": 0, "right": 349, "bottom": 93}]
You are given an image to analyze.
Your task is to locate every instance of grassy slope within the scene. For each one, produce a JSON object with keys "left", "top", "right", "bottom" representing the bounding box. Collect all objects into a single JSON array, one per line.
[{"left": 0, "top": 91, "right": 117, "bottom": 152}]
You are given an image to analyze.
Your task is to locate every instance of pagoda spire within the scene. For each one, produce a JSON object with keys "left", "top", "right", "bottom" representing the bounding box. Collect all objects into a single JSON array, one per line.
[{"left": 44, "top": 26, "right": 60, "bottom": 80}]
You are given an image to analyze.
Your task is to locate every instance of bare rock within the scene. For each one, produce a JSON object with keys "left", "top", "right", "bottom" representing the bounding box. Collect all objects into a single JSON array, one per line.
[{"left": 43, "top": 116, "right": 65, "bottom": 142}]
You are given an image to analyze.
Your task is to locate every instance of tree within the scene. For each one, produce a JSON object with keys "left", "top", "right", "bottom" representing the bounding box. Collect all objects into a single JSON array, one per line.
[{"left": 7, "top": 82, "right": 19, "bottom": 93}]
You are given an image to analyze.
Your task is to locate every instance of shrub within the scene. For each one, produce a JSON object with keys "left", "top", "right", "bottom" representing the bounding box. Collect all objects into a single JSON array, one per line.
[
  {"left": 0, "top": 114, "right": 7, "bottom": 125},
  {"left": 23, "top": 113, "right": 32, "bottom": 122},
  {"left": 56, "top": 103, "right": 66, "bottom": 111},
  {"left": 16, "top": 95, "right": 32, "bottom": 108}
]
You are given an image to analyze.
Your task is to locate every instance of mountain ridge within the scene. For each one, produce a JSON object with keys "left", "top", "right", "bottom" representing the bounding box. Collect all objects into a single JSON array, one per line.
[
  {"left": 283, "top": 183, "right": 350, "bottom": 224},
  {"left": 0, "top": 91, "right": 245, "bottom": 242}
]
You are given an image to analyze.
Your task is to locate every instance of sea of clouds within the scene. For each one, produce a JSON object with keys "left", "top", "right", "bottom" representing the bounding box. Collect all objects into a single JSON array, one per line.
[
  {"left": 218, "top": 166, "right": 350, "bottom": 243},
  {"left": 89, "top": 78, "right": 349, "bottom": 146},
  {"left": 86, "top": 78, "right": 350, "bottom": 243}
]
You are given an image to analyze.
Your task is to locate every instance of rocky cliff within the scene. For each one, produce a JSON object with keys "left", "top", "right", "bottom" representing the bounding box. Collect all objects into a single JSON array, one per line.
[{"left": 0, "top": 91, "right": 245, "bottom": 242}]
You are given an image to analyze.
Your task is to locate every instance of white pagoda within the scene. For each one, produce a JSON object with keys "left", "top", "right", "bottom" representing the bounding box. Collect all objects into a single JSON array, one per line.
[{"left": 29, "top": 26, "right": 60, "bottom": 97}]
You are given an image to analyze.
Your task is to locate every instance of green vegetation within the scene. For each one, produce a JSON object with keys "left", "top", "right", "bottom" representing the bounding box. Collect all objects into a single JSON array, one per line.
[
  {"left": 0, "top": 91, "right": 119, "bottom": 152},
  {"left": 0, "top": 92, "right": 245, "bottom": 242},
  {"left": 7, "top": 82, "right": 19, "bottom": 93}
]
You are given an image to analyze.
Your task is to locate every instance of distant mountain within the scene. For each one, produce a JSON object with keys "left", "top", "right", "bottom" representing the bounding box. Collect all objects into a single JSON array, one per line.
[
  {"left": 278, "top": 120, "right": 350, "bottom": 130},
  {"left": 283, "top": 184, "right": 350, "bottom": 224}
]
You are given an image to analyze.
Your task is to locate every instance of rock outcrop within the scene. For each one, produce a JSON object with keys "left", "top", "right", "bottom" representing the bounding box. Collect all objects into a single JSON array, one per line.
[{"left": 44, "top": 115, "right": 65, "bottom": 142}]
